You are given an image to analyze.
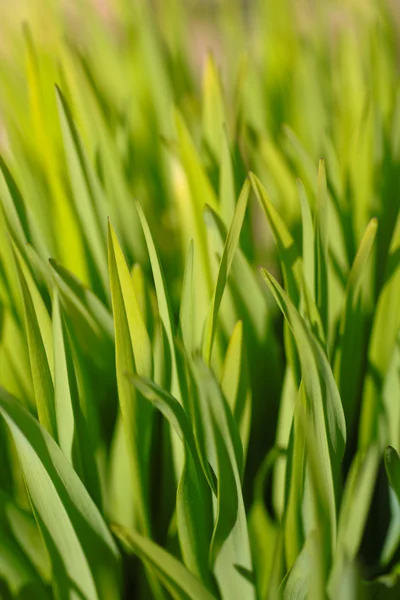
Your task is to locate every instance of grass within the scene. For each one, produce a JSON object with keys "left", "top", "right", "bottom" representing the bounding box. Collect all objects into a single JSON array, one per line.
[{"left": 0, "top": 0, "right": 400, "bottom": 598}]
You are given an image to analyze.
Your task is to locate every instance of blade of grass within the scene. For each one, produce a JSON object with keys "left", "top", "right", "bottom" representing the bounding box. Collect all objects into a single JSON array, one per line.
[{"left": 202, "top": 178, "right": 250, "bottom": 364}]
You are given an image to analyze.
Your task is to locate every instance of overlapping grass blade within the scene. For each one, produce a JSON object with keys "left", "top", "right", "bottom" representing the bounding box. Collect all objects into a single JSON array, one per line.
[
  {"left": 12, "top": 245, "right": 56, "bottom": 438},
  {"left": 129, "top": 376, "right": 214, "bottom": 589},
  {"left": 0, "top": 387, "right": 121, "bottom": 600},
  {"left": 108, "top": 222, "right": 153, "bottom": 535},
  {"left": 202, "top": 178, "right": 250, "bottom": 364},
  {"left": 112, "top": 525, "right": 217, "bottom": 600}
]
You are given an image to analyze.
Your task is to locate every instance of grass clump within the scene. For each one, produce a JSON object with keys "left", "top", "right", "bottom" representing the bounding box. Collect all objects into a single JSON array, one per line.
[{"left": 1, "top": 0, "right": 400, "bottom": 598}]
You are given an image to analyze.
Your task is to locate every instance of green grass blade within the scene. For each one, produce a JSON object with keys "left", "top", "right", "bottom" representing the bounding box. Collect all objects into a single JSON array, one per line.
[
  {"left": 202, "top": 178, "right": 250, "bottom": 364},
  {"left": 112, "top": 525, "right": 217, "bottom": 600},
  {"left": 297, "top": 179, "right": 314, "bottom": 299},
  {"left": 192, "top": 361, "right": 255, "bottom": 599},
  {"left": 130, "top": 375, "right": 214, "bottom": 589},
  {"left": 52, "top": 290, "right": 102, "bottom": 508},
  {"left": 220, "top": 320, "right": 252, "bottom": 462},
  {"left": 108, "top": 222, "right": 153, "bottom": 535},
  {"left": 0, "top": 387, "right": 121, "bottom": 600},
  {"left": 0, "top": 527, "right": 49, "bottom": 598},
  {"left": 56, "top": 86, "right": 108, "bottom": 299},
  {"left": 314, "top": 159, "right": 329, "bottom": 336},
  {"left": 329, "top": 445, "right": 379, "bottom": 596},
  {"left": 12, "top": 245, "right": 56, "bottom": 439},
  {"left": 385, "top": 446, "right": 400, "bottom": 505},
  {"left": 179, "top": 240, "right": 195, "bottom": 355},
  {"left": 334, "top": 218, "right": 377, "bottom": 429},
  {"left": 261, "top": 269, "right": 346, "bottom": 556}
]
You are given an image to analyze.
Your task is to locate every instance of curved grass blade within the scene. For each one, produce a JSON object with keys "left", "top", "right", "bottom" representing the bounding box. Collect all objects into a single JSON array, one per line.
[
  {"left": 0, "top": 387, "right": 121, "bottom": 600},
  {"left": 112, "top": 525, "right": 217, "bottom": 600},
  {"left": 250, "top": 172, "right": 304, "bottom": 384},
  {"left": 280, "top": 531, "right": 324, "bottom": 600},
  {"left": 134, "top": 203, "right": 175, "bottom": 367},
  {"left": 0, "top": 490, "right": 50, "bottom": 581},
  {"left": 0, "top": 527, "right": 49, "bottom": 599},
  {"left": 328, "top": 445, "right": 379, "bottom": 597},
  {"left": 261, "top": 269, "right": 346, "bottom": 556},
  {"left": 250, "top": 173, "right": 302, "bottom": 305},
  {"left": 130, "top": 375, "right": 214, "bottom": 589}
]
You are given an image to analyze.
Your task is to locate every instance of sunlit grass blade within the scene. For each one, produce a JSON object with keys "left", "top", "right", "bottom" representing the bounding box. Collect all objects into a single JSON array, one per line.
[
  {"left": 56, "top": 86, "right": 108, "bottom": 299},
  {"left": 220, "top": 320, "right": 251, "bottom": 462}
]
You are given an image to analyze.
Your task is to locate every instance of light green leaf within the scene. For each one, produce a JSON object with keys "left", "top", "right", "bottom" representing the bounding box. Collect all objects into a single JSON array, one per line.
[
  {"left": 0, "top": 387, "right": 120, "bottom": 600},
  {"left": 56, "top": 86, "right": 108, "bottom": 299},
  {"left": 280, "top": 531, "right": 324, "bottom": 600},
  {"left": 328, "top": 445, "right": 379, "bottom": 597},
  {"left": 220, "top": 320, "right": 251, "bottom": 461},
  {"left": 112, "top": 525, "right": 217, "bottom": 600}
]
